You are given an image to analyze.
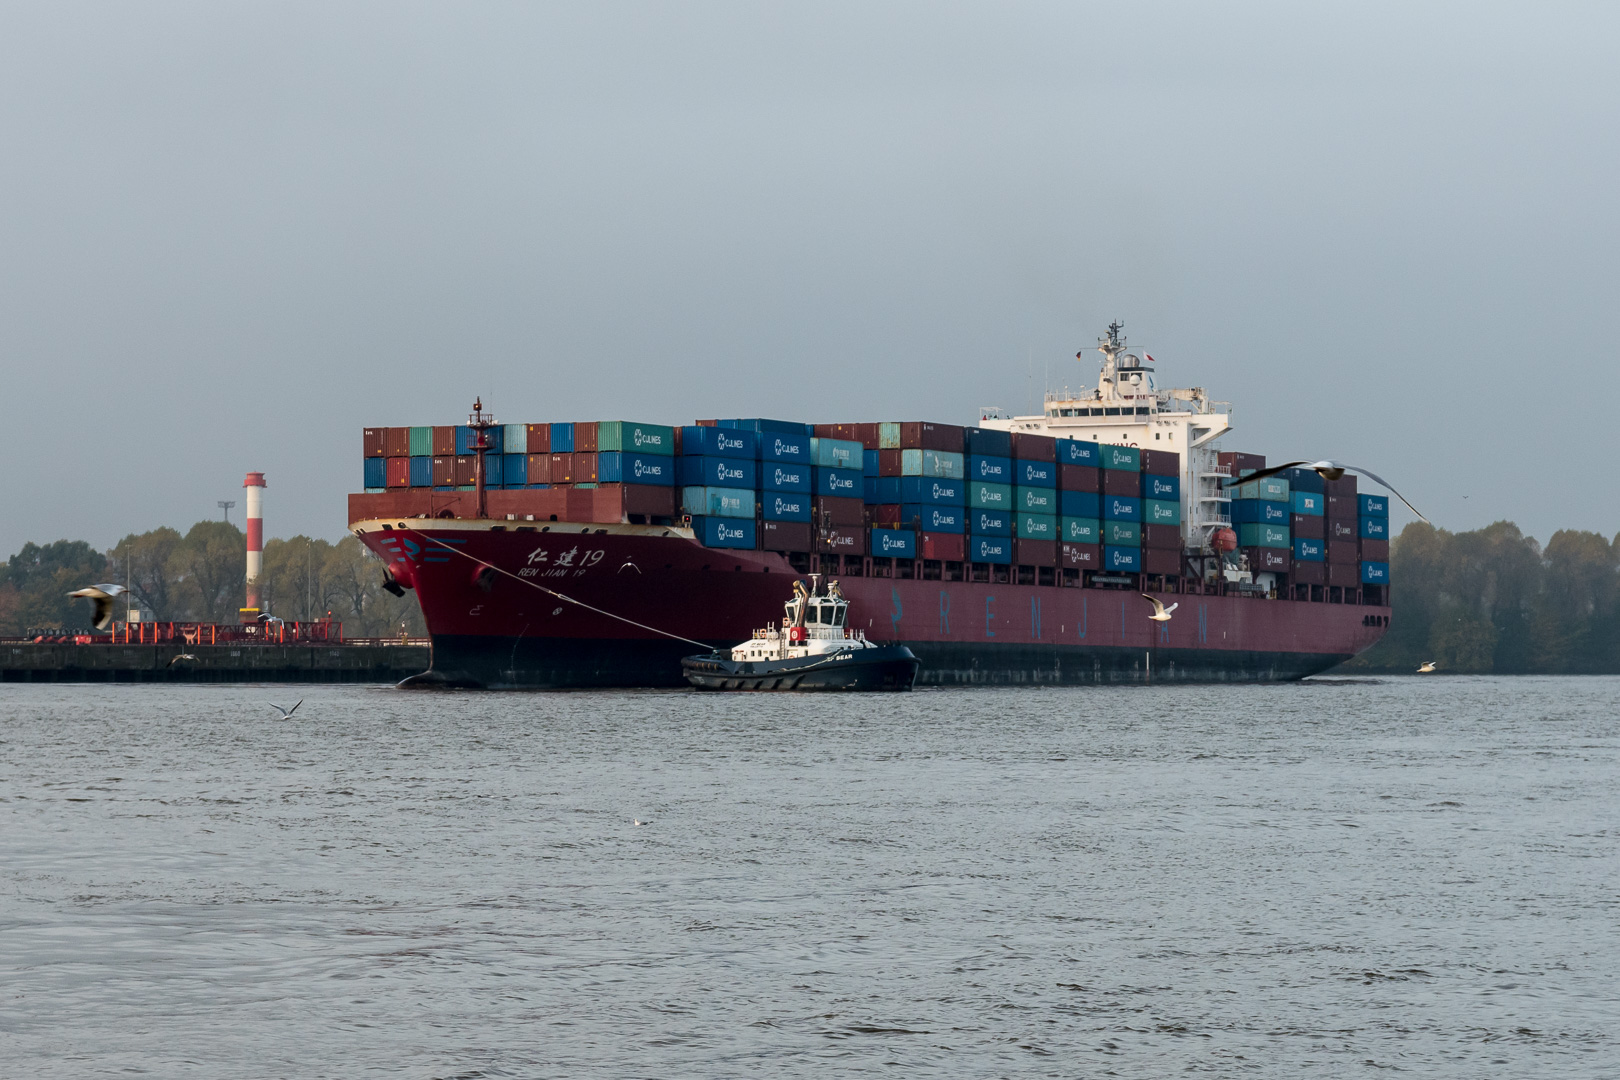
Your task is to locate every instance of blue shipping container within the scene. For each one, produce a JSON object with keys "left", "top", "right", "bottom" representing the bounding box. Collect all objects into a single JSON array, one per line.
[
  {"left": 898, "top": 477, "right": 966, "bottom": 505},
  {"left": 1360, "top": 516, "right": 1389, "bottom": 540},
  {"left": 763, "top": 461, "right": 812, "bottom": 492},
  {"left": 1292, "top": 491, "right": 1324, "bottom": 516},
  {"left": 964, "top": 427, "right": 1012, "bottom": 457},
  {"left": 362, "top": 457, "right": 386, "bottom": 488},
  {"left": 968, "top": 534, "right": 1013, "bottom": 564},
  {"left": 808, "top": 437, "right": 863, "bottom": 469},
  {"left": 1103, "top": 495, "right": 1141, "bottom": 521},
  {"left": 812, "top": 467, "right": 863, "bottom": 499},
  {"left": 1359, "top": 494, "right": 1389, "bottom": 517},
  {"left": 455, "top": 425, "right": 504, "bottom": 456},
  {"left": 871, "top": 528, "right": 916, "bottom": 559},
  {"left": 1060, "top": 490, "right": 1101, "bottom": 518},
  {"left": 1057, "top": 438, "right": 1100, "bottom": 466},
  {"left": 1017, "top": 459, "right": 1057, "bottom": 488},
  {"left": 693, "top": 516, "right": 757, "bottom": 549},
  {"left": 1361, "top": 561, "right": 1390, "bottom": 585},
  {"left": 719, "top": 417, "right": 809, "bottom": 436},
  {"left": 969, "top": 508, "right": 1012, "bottom": 536},
  {"left": 677, "top": 455, "right": 757, "bottom": 489},
  {"left": 1232, "top": 499, "right": 1290, "bottom": 525},
  {"left": 761, "top": 490, "right": 811, "bottom": 521},
  {"left": 409, "top": 456, "right": 432, "bottom": 487},
  {"left": 503, "top": 453, "right": 527, "bottom": 487},
  {"left": 866, "top": 476, "right": 900, "bottom": 504},
  {"left": 680, "top": 487, "right": 755, "bottom": 519},
  {"left": 971, "top": 455, "right": 1013, "bottom": 483},
  {"left": 681, "top": 426, "right": 755, "bottom": 459},
  {"left": 484, "top": 454, "right": 504, "bottom": 488},
  {"left": 550, "top": 423, "right": 574, "bottom": 453},
  {"left": 1283, "top": 467, "right": 1325, "bottom": 493},
  {"left": 598, "top": 452, "right": 676, "bottom": 486},
  {"left": 1104, "top": 545, "right": 1142, "bottom": 572},
  {"left": 863, "top": 449, "right": 880, "bottom": 477},
  {"left": 900, "top": 504, "right": 965, "bottom": 533},
  {"left": 1294, "top": 537, "right": 1325, "bottom": 562},
  {"left": 1142, "top": 473, "right": 1180, "bottom": 501},
  {"left": 757, "top": 429, "right": 812, "bottom": 463}
]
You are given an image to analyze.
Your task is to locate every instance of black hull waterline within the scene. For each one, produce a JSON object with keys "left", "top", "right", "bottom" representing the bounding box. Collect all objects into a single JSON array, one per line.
[{"left": 681, "top": 645, "right": 921, "bottom": 692}]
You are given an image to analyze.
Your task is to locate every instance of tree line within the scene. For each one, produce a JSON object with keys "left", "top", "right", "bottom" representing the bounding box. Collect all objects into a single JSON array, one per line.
[{"left": 0, "top": 522, "right": 426, "bottom": 638}]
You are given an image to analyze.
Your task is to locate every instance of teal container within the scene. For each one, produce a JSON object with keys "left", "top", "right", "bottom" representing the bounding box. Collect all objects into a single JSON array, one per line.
[
  {"left": 680, "top": 486, "right": 755, "bottom": 519},
  {"left": 1105, "top": 520, "right": 1141, "bottom": 546},
  {"left": 1238, "top": 474, "right": 1290, "bottom": 501},
  {"left": 1100, "top": 445, "right": 1140, "bottom": 471},
  {"left": 1238, "top": 522, "right": 1290, "bottom": 548},
  {"left": 900, "top": 448, "right": 965, "bottom": 478},
  {"left": 1016, "top": 512, "right": 1057, "bottom": 540},
  {"left": 598, "top": 421, "right": 676, "bottom": 456},
  {"left": 968, "top": 481, "right": 1013, "bottom": 510},
  {"left": 408, "top": 426, "right": 433, "bottom": 456},
  {"left": 1061, "top": 517, "right": 1100, "bottom": 544},
  {"left": 809, "top": 437, "right": 863, "bottom": 469},
  {"left": 878, "top": 422, "right": 902, "bottom": 449},
  {"left": 1015, "top": 486, "right": 1057, "bottom": 514},
  {"left": 1143, "top": 499, "right": 1181, "bottom": 526},
  {"left": 1292, "top": 490, "right": 1324, "bottom": 516},
  {"left": 503, "top": 423, "right": 528, "bottom": 455}
]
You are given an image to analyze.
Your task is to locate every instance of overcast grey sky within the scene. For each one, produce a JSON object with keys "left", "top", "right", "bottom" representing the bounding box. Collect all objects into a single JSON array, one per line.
[{"left": 1, "top": 2, "right": 1615, "bottom": 554}]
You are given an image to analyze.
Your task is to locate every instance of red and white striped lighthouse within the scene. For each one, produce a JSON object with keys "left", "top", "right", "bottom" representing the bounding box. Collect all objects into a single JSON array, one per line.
[{"left": 243, "top": 472, "right": 266, "bottom": 618}]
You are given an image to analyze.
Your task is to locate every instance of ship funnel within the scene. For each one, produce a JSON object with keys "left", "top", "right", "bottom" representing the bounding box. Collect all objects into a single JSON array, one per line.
[{"left": 243, "top": 472, "right": 266, "bottom": 622}]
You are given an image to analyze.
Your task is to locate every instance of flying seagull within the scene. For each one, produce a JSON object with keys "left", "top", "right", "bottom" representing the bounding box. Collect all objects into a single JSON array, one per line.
[
  {"left": 1141, "top": 594, "right": 1179, "bottom": 622},
  {"left": 1417, "top": 661, "right": 1437, "bottom": 673},
  {"left": 269, "top": 699, "right": 303, "bottom": 719},
  {"left": 1224, "top": 461, "right": 1427, "bottom": 523},
  {"left": 167, "top": 653, "right": 199, "bottom": 667},
  {"left": 67, "top": 584, "right": 128, "bottom": 631}
]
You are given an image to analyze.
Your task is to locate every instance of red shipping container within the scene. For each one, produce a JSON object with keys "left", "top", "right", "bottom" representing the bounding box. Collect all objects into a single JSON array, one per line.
[
  {"left": 899, "top": 422, "right": 965, "bottom": 452},
  {"left": 1010, "top": 432, "right": 1057, "bottom": 462},
  {"left": 1293, "top": 561, "right": 1326, "bottom": 585},
  {"left": 877, "top": 449, "right": 904, "bottom": 476},
  {"left": 866, "top": 504, "right": 902, "bottom": 528},
  {"left": 1327, "top": 540, "right": 1358, "bottom": 564},
  {"left": 432, "top": 426, "right": 456, "bottom": 456},
  {"left": 817, "top": 526, "right": 866, "bottom": 556},
  {"left": 1061, "top": 542, "right": 1101, "bottom": 569},
  {"left": 1247, "top": 546, "right": 1291, "bottom": 574},
  {"left": 431, "top": 457, "right": 456, "bottom": 487},
  {"left": 1103, "top": 469, "right": 1141, "bottom": 497},
  {"left": 920, "top": 532, "right": 965, "bottom": 561},
  {"left": 1325, "top": 474, "right": 1358, "bottom": 497},
  {"left": 385, "top": 427, "right": 411, "bottom": 458},
  {"left": 852, "top": 423, "right": 880, "bottom": 448},
  {"left": 1140, "top": 448, "right": 1180, "bottom": 476},
  {"left": 814, "top": 423, "right": 857, "bottom": 440},
  {"left": 812, "top": 495, "right": 864, "bottom": 526},
  {"left": 550, "top": 453, "right": 575, "bottom": 484},
  {"left": 385, "top": 457, "right": 411, "bottom": 488},
  {"left": 526, "top": 453, "right": 552, "bottom": 484},
  {"left": 574, "top": 452, "right": 598, "bottom": 484},
  {"left": 526, "top": 424, "right": 551, "bottom": 455},
  {"left": 693, "top": 419, "right": 718, "bottom": 428},
  {"left": 1360, "top": 538, "right": 1390, "bottom": 561},
  {"left": 363, "top": 427, "right": 386, "bottom": 458},
  {"left": 1291, "top": 514, "right": 1325, "bottom": 539},
  {"left": 1059, "top": 465, "right": 1100, "bottom": 493},
  {"left": 761, "top": 520, "right": 813, "bottom": 552},
  {"left": 1142, "top": 523, "right": 1182, "bottom": 550},
  {"left": 1327, "top": 518, "right": 1358, "bottom": 543},
  {"left": 621, "top": 483, "right": 676, "bottom": 518},
  {"left": 454, "top": 456, "right": 477, "bottom": 486},
  {"left": 1327, "top": 562, "right": 1359, "bottom": 587},
  {"left": 574, "top": 422, "right": 599, "bottom": 453},
  {"left": 487, "top": 487, "right": 567, "bottom": 521},
  {"left": 1219, "top": 451, "right": 1266, "bottom": 472},
  {"left": 1143, "top": 547, "right": 1182, "bottom": 576},
  {"left": 1013, "top": 538, "right": 1057, "bottom": 566}
]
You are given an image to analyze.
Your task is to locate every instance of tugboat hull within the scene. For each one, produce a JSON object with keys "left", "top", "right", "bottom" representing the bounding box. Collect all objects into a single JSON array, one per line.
[{"left": 682, "top": 645, "right": 920, "bottom": 692}]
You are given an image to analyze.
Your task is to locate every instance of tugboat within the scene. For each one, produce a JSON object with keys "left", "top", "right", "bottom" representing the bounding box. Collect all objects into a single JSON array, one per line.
[{"left": 681, "top": 576, "right": 920, "bottom": 691}]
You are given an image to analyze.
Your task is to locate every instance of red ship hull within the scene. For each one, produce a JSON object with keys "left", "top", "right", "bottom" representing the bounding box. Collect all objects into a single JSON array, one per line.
[{"left": 355, "top": 519, "right": 1389, "bottom": 688}]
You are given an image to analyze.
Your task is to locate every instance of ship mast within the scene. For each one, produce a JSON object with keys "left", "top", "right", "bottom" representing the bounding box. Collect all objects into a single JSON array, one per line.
[{"left": 468, "top": 397, "right": 497, "bottom": 520}]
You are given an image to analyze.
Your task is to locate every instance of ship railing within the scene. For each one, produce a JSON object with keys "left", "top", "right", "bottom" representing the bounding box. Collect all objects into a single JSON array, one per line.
[{"left": 1201, "top": 466, "right": 1232, "bottom": 478}]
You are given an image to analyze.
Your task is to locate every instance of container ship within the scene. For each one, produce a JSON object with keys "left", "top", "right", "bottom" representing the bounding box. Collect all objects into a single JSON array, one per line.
[{"left": 349, "top": 324, "right": 1391, "bottom": 687}]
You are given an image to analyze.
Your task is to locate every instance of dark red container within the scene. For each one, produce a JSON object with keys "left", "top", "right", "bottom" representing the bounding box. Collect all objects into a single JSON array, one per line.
[
  {"left": 550, "top": 452, "right": 575, "bottom": 484},
  {"left": 431, "top": 456, "right": 456, "bottom": 487},
  {"left": 866, "top": 504, "right": 902, "bottom": 528},
  {"left": 693, "top": 419, "right": 718, "bottom": 428},
  {"left": 1291, "top": 514, "right": 1325, "bottom": 539},
  {"left": 1140, "top": 448, "right": 1180, "bottom": 476},
  {"left": 817, "top": 526, "right": 866, "bottom": 556},
  {"left": 920, "top": 532, "right": 965, "bottom": 561},
  {"left": 813, "top": 496, "right": 865, "bottom": 527},
  {"left": 760, "top": 520, "right": 813, "bottom": 552},
  {"left": 1061, "top": 542, "right": 1100, "bottom": 569},
  {"left": 1327, "top": 518, "right": 1358, "bottom": 543},
  {"left": 1326, "top": 494, "right": 1359, "bottom": 520},
  {"left": 1293, "top": 560, "right": 1326, "bottom": 585},
  {"left": 363, "top": 427, "right": 386, "bottom": 458},
  {"left": 814, "top": 423, "right": 857, "bottom": 440},
  {"left": 526, "top": 423, "right": 551, "bottom": 455},
  {"left": 1143, "top": 547, "right": 1182, "bottom": 576},
  {"left": 527, "top": 453, "right": 551, "bottom": 485},
  {"left": 900, "top": 422, "right": 964, "bottom": 452},
  {"left": 573, "top": 422, "right": 598, "bottom": 454},
  {"left": 1103, "top": 469, "right": 1141, "bottom": 497},
  {"left": 454, "top": 456, "right": 477, "bottom": 486},
  {"left": 1327, "top": 562, "right": 1359, "bottom": 587},
  {"left": 877, "top": 449, "right": 904, "bottom": 476},
  {"left": 432, "top": 426, "right": 456, "bottom": 456},
  {"left": 1060, "top": 465, "right": 1100, "bottom": 493},
  {"left": 613, "top": 483, "right": 676, "bottom": 519},
  {"left": 1142, "top": 523, "right": 1182, "bottom": 550},
  {"left": 385, "top": 457, "right": 411, "bottom": 488},
  {"left": 1360, "top": 538, "right": 1390, "bottom": 561},
  {"left": 852, "top": 422, "right": 880, "bottom": 448},
  {"left": 574, "top": 452, "right": 598, "bottom": 483},
  {"left": 1219, "top": 451, "right": 1266, "bottom": 472},
  {"left": 1324, "top": 474, "right": 1358, "bottom": 497},
  {"left": 1327, "top": 540, "right": 1358, "bottom": 564},
  {"left": 1011, "top": 538, "right": 1054, "bottom": 566},
  {"left": 383, "top": 427, "right": 410, "bottom": 458},
  {"left": 1010, "top": 432, "right": 1056, "bottom": 462},
  {"left": 1247, "top": 546, "right": 1291, "bottom": 574}
]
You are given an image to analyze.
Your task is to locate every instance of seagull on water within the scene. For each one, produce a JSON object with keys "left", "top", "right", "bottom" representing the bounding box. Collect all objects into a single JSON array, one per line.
[
  {"left": 1417, "top": 661, "right": 1437, "bottom": 673},
  {"left": 269, "top": 699, "right": 303, "bottom": 719},
  {"left": 1223, "top": 460, "right": 1428, "bottom": 523},
  {"left": 1141, "top": 594, "right": 1178, "bottom": 622},
  {"left": 67, "top": 584, "right": 128, "bottom": 631}
]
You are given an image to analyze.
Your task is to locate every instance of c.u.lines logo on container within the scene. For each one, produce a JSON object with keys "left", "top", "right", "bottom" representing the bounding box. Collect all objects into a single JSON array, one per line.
[
  {"left": 717, "top": 463, "right": 744, "bottom": 482},
  {"left": 1110, "top": 548, "right": 1132, "bottom": 568},
  {"left": 830, "top": 474, "right": 854, "bottom": 492},
  {"left": 773, "top": 437, "right": 802, "bottom": 457},
  {"left": 718, "top": 523, "right": 744, "bottom": 541},
  {"left": 773, "top": 467, "right": 800, "bottom": 486},
  {"left": 632, "top": 429, "right": 665, "bottom": 448},
  {"left": 632, "top": 458, "right": 664, "bottom": 479},
  {"left": 719, "top": 434, "right": 745, "bottom": 452},
  {"left": 774, "top": 496, "right": 801, "bottom": 515},
  {"left": 879, "top": 533, "right": 908, "bottom": 553}
]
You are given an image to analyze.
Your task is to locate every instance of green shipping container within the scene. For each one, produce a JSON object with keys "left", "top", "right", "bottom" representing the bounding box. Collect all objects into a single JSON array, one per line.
[
  {"left": 969, "top": 481, "right": 1013, "bottom": 510},
  {"left": 1105, "top": 520, "right": 1141, "bottom": 546},
  {"left": 1015, "top": 486, "right": 1057, "bottom": 514},
  {"left": 1061, "top": 517, "right": 1100, "bottom": 544},
  {"left": 1238, "top": 522, "right": 1290, "bottom": 548},
  {"left": 503, "top": 423, "right": 528, "bottom": 454},
  {"left": 878, "top": 422, "right": 902, "bottom": 449},
  {"left": 1016, "top": 512, "right": 1057, "bottom": 540},
  {"left": 1100, "top": 444, "right": 1140, "bottom": 471},
  {"left": 1237, "top": 474, "right": 1290, "bottom": 501},
  {"left": 1143, "top": 498, "right": 1181, "bottom": 525},
  {"left": 408, "top": 426, "right": 433, "bottom": 456},
  {"left": 598, "top": 421, "right": 677, "bottom": 456}
]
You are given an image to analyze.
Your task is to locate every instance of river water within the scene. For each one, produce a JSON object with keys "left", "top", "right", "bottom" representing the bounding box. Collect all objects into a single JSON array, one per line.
[{"left": 1, "top": 677, "right": 1615, "bottom": 1077}]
